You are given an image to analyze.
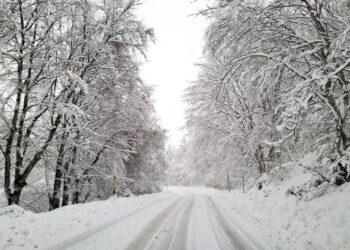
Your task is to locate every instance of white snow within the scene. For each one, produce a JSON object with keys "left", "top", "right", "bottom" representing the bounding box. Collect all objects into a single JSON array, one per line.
[
  {"left": 182, "top": 172, "right": 350, "bottom": 249},
  {"left": 0, "top": 192, "right": 173, "bottom": 250},
  {"left": 1, "top": 181, "right": 349, "bottom": 250}
]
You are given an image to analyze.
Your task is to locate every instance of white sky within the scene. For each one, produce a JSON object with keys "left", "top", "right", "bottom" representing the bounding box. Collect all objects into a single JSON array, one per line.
[{"left": 136, "top": 0, "right": 208, "bottom": 146}]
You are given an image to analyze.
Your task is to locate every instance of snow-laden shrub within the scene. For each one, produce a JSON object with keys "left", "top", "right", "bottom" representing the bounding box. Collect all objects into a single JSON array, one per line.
[
  {"left": 328, "top": 156, "right": 350, "bottom": 185},
  {"left": 286, "top": 179, "right": 330, "bottom": 201},
  {"left": 253, "top": 163, "right": 296, "bottom": 190},
  {"left": 284, "top": 153, "right": 350, "bottom": 200},
  {"left": 252, "top": 158, "right": 332, "bottom": 200}
]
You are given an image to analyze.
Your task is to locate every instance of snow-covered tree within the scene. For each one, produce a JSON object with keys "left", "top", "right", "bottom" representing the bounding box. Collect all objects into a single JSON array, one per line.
[
  {"left": 0, "top": 0, "right": 166, "bottom": 210},
  {"left": 183, "top": 0, "right": 350, "bottom": 188}
]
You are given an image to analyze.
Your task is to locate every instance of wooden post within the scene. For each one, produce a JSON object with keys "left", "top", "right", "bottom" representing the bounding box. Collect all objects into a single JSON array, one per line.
[
  {"left": 227, "top": 169, "right": 231, "bottom": 192},
  {"left": 113, "top": 176, "right": 117, "bottom": 195},
  {"left": 242, "top": 175, "right": 245, "bottom": 194},
  {"left": 113, "top": 161, "right": 117, "bottom": 196}
]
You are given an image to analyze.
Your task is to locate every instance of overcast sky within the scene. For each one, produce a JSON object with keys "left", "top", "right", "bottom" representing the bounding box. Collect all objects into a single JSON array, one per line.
[{"left": 136, "top": 0, "right": 208, "bottom": 146}]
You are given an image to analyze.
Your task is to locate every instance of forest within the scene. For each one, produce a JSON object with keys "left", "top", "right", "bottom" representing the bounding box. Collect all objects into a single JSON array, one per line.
[
  {"left": 0, "top": 0, "right": 166, "bottom": 211},
  {"left": 1, "top": 1, "right": 350, "bottom": 249},
  {"left": 168, "top": 0, "right": 350, "bottom": 192},
  {"left": 1, "top": 0, "right": 350, "bottom": 212}
]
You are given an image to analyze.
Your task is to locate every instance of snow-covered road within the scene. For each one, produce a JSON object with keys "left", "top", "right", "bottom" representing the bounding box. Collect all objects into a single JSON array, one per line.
[
  {"left": 49, "top": 192, "right": 259, "bottom": 250},
  {"left": 2, "top": 184, "right": 349, "bottom": 250}
]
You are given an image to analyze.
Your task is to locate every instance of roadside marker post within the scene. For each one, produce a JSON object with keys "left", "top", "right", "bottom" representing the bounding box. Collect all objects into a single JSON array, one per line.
[
  {"left": 113, "top": 161, "right": 117, "bottom": 196},
  {"left": 113, "top": 176, "right": 117, "bottom": 195},
  {"left": 242, "top": 175, "right": 245, "bottom": 194},
  {"left": 227, "top": 169, "right": 231, "bottom": 193}
]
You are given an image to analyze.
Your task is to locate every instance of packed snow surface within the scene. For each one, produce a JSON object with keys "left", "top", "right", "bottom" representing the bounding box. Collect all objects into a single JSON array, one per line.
[{"left": 1, "top": 183, "right": 349, "bottom": 249}]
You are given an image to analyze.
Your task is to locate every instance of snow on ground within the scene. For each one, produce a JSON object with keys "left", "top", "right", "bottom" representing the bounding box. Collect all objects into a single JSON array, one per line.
[
  {"left": 167, "top": 166, "right": 350, "bottom": 250},
  {"left": 0, "top": 175, "right": 349, "bottom": 250},
  {"left": 0, "top": 192, "right": 174, "bottom": 250}
]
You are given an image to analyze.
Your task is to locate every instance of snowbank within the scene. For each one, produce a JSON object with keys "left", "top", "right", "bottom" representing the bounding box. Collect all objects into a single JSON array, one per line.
[{"left": 0, "top": 192, "right": 173, "bottom": 250}]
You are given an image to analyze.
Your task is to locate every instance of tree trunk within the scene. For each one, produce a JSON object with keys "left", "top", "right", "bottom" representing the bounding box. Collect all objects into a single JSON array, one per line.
[
  {"left": 61, "top": 160, "right": 71, "bottom": 207},
  {"left": 7, "top": 179, "right": 27, "bottom": 205},
  {"left": 62, "top": 178, "right": 70, "bottom": 206},
  {"left": 50, "top": 161, "right": 64, "bottom": 210},
  {"left": 336, "top": 119, "right": 349, "bottom": 156},
  {"left": 8, "top": 193, "right": 21, "bottom": 205},
  {"left": 255, "top": 145, "right": 265, "bottom": 174},
  {"left": 50, "top": 121, "right": 68, "bottom": 210},
  {"left": 72, "top": 178, "right": 80, "bottom": 204}
]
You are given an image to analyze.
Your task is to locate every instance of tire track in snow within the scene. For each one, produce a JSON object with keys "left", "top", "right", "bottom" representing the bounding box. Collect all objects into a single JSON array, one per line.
[
  {"left": 46, "top": 196, "right": 176, "bottom": 250},
  {"left": 149, "top": 195, "right": 194, "bottom": 250},
  {"left": 124, "top": 195, "right": 194, "bottom": 250},
  {"left": 205, "top": 196, "right": 242, "bottom": 250},
  {"left": 166, "top": 196, "right": 194, "bottom": 249},
  {"left": 205, "top": 195, "right": 264, "bottom": 250}
]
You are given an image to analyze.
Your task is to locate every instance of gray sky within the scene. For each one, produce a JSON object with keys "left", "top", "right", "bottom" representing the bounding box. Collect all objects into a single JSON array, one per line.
[{"left": 137, "top": 0, "right": 208, "bottom": 145}]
